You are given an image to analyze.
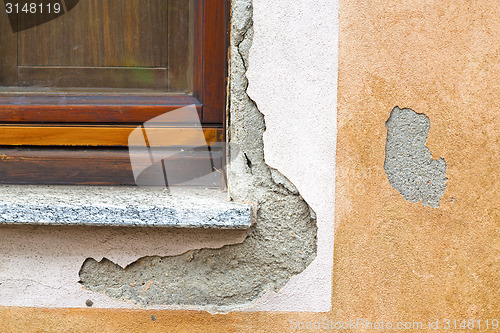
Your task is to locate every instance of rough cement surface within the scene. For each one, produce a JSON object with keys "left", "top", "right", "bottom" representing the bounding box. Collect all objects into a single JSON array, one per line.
[
  {"left": 0, "top": 186, "right": 252, "bottom": 229},
  {"left": 79, "top": 0, "right": 318, "bottom": 312},
  {"left": 384, "top": 107, "right": 447, "bottom": 208}
]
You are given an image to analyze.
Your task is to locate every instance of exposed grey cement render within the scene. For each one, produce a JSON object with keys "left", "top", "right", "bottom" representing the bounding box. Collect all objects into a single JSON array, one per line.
[
  {"left": 0, "top": 186, "right": 252, "bottom": 229},
  {"left": 384, "top": 107, "right": 447, "bottom": 208},
  {"left": 79, "top": 0, "right": 318, "bottom": 312}
]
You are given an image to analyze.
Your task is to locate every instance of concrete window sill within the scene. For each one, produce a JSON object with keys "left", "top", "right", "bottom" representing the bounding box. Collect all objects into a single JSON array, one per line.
[{"left": 0, "top": 185, "right": 253, "bottom": 229}]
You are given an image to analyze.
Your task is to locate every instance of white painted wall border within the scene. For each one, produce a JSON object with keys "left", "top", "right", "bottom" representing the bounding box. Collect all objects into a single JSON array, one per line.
[{"left": 245, "top": 0, "right": 339, "bottom": 312}]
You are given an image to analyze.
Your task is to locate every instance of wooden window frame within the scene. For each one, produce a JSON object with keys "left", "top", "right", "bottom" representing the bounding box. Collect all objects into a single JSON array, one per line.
[{"left": 0, "top": 0, "right": 229, "bottom": 185}]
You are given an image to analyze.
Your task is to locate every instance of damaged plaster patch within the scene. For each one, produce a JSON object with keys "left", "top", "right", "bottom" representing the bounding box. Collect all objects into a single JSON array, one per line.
[
  {"left": 384, "top": 106, "right": 447, "bottom": 208},
  {"left": 78, "top": 0, "right": 317, "bottom": 313}
]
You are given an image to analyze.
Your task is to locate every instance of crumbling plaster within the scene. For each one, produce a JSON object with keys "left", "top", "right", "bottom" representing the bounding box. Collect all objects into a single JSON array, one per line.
[
  {"left": 0, "top": 0, "right": 338, "bottom": 312},
  {"left": 384, "top": 107, "right": 447, "bottom": 208}
]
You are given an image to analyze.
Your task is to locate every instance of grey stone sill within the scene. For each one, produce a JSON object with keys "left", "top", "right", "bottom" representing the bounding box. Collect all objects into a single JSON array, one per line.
[{"left": 0, "top": 185, "right": 253, "bottom": 229}]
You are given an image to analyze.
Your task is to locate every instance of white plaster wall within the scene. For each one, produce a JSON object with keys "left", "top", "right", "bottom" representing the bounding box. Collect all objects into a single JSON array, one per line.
[
  {"left": 0, "top": 0, "right": 339, "bottom": 312},
  {"left": 0, "top": 226, "right": 249, "bottom": 309},
  {"left": 245, "top": 0, "right": 339, "bottom": 312}
]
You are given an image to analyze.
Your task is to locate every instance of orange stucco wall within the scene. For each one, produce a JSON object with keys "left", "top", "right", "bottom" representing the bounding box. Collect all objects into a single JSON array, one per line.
[{"left": 1, "top": 0, "right": 499, "bottom": 331}]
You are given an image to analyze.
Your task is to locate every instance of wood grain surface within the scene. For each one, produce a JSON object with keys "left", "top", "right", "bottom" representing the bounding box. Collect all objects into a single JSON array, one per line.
[{"left": 0, "top": 125, "right": 222, "bottom": 147}]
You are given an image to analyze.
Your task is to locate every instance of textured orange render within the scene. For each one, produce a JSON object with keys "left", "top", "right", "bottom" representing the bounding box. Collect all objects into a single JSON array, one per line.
[
  {"left": 333, "top": 0, "right": 499, "bottom": 329},
  {"left": 0, "top": 0, "right": 499, "bottom": 331}
]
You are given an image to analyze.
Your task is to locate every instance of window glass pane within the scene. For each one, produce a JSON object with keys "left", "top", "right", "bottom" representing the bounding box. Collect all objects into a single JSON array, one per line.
[{"left": 0, "top": 0, "right": 193, "bottom": 93}]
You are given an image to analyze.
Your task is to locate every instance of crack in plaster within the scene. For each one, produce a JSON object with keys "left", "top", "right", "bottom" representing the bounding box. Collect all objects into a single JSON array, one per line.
[{"left": 0, "top": 278, "right": 65, "bottom": 293}]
